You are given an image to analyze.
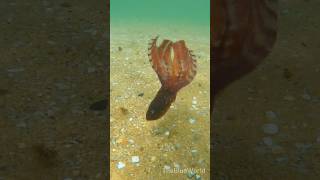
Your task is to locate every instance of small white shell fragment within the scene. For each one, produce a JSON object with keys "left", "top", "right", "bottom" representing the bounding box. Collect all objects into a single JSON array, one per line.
[
  {"left": 191, "top": 149, "right": 198, "bottom": 154},
  {"left": 192, "top": 100, "right": 197, "bottom": 105},
  {"left": 164, "top": 131, "right": 170, "bottom": 136},
  {"left": 195, "top": 174, "right": 202, "bottom": 180},
  {"left": 131, "top": 156, "right": 140, "bottom": 163},
  {"left": 128, "top": 139, "right": 134, "bottom": 144},
  {"left": 117, "top": 162, "right": 125, "bottom": 169},
  {"left": 173, "top": 162, "right": 180, "bottom": 169},
  {"left": 163, "top": 165, "right": 171, "bottom": 170},
  {"left": 189, "top": 118, "right": 196, "bottom": 124},
  {"left": 262, "top": 123, "right": 279, "bottom": 135}
]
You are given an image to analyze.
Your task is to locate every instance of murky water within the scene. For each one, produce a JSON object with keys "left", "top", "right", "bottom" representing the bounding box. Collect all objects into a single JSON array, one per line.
[{"left": 213, "top": 0, "right": 320, "bottom": 179}]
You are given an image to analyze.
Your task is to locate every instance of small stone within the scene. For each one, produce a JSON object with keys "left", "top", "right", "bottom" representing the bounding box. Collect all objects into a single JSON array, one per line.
[
  {"left": 175, "top": 143, "right": 181, "bottom": 149},
  {"left": 262, "top": 137, "right": 273, "bottom": 146},
  {"left": 192, "top": 100, "right": 197, "bottom": 105},
  {"left": 163, "top": 165, "right": 171, "bottom": 170},
  {"left": 295, "top": 143, "right": 312, "bottom": 151},
  {"left": 164, "top": 131, "right": 170, "bottom": 136},
  {"left": 316, "top": 136, "right": 320, "bottom": 143},
  {"left": 191, "top": 149, "right": 198, "bottom": 156},
  {"left": 265, "top": 111, "right": 277, "bottom": 120},
  {"left": 64, "top": 178, "right": 72, "bottom": 180},
  {"left": 262, "top": 123, "right": 279, "bottom": 135},
  {"left": 302, "top": 91, "right": 312, "bottom": 101},
  {"left": 117, "top": 162, "right": 125, "bottom": 169},
  {"left": 111, "top": 138, "right": 116, "bottom": 145},
  {"left": 131, "top": 156, "right": 140, "bottom": 163},
  {"left": 163, "top": 153, "right": 168, "bottom": 157},
  {"left": 195, "top": 174, "right": 202, "bottom": 180},
  {"left": 173, "top": 162, "right": 180, "bottom": 169},
  {"left": 189, "top": 118, "right": 196, "bottom": 124},
  {"left": 276, "top": 156, "right": 289, "bottom": 164},
  {"left": 120, "top": 128, "right": 126, "bottom": 133},
  {"left": 128, "top": 139, "right": 134, "bottom": 144},
  {"left": 186, "top": 171, "right": 196, "bottom": 178}
]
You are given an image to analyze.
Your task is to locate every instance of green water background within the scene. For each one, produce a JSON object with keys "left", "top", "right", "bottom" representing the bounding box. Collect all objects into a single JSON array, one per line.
[{"left": 110, "top": 0, "right": 210, "bottom": 28}]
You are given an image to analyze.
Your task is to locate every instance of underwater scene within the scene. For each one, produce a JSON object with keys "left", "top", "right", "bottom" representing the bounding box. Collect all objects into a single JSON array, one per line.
[
  {"left": 110, "top": 0, "right": 210, "bottom": 179},
  {"left": 213, "top": 0, "right": 320, "bottom": 179}
]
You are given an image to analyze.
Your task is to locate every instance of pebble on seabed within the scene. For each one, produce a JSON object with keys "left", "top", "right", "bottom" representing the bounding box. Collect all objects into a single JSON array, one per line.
[
  {"left": 192, "top": 96, "right": 197, "bottom": 105},
  {"left": 262, "top": 137, "right": 273, "bottom": 146},
  {"left": 173, "top": 162, "right": 180, "bottom": 169},
  {"left": 189, "top": 118, "right": 196, "bottom": 124},
  {"left": 265, "top": 111, "right": 277, "bottom": 120},
  {"left": 164, "top": 131, "right": 170, "bottom": 136},
  {"left": 131, "top": 156, "right": 140, "bottom": 163},
  {"left": 195, "top": 174, "right": 202, "bottom": 180},
  {"left": 128, "top": 139, "right": 134, "bottom": 144},
  {"left": 117, "top": 162, "right": 125, "bottom": 169},
  {"left": 262, "top": 123, "right": 279, "bottom": 135},
  {"left": 186, "top": 170, "right": 196, "bottom": 178},
  {"left": 192, "top": 100, "right": 197, "bottom": 105},
  {"left": 302, "top": 89, "right": 312, "bottom": 100},
  {"left": 163, "top": 165, "right": 171, "bottom": 170},
  {"left": 191, "top": 149, "right": 198, "bottom": 156}
]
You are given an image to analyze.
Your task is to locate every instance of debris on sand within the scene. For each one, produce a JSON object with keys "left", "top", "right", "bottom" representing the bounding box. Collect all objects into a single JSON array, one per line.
[{"left": 117, "top": 162, "right": 125, "bottom": 169}]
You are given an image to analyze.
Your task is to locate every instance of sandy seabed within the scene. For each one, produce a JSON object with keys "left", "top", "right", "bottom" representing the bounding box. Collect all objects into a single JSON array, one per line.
[{"left": 110, "top": 23, "right": 211, "bottom": 180}]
